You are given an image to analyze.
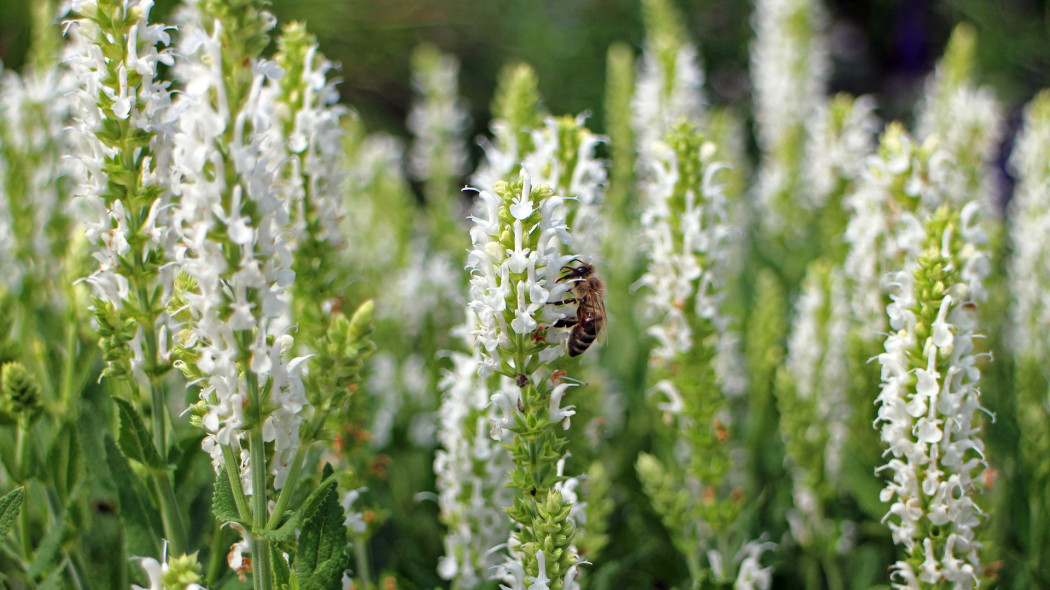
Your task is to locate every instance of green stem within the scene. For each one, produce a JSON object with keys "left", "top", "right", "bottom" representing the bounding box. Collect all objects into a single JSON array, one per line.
[
  {"left": 222, "top": 444, "right": 252, "bottom": 522},
  {"left": 266, "top": 412, "right": 325, "bottom": 530},
  {"left": 15, "top": 418, "right": 32, "bottom": 560},
  {"left": 245, "top": 368, "right": 274, "bottom": 590},
  {"left": 205, "top": 521, "right": 228, "bottom": 586},
  {"left": 59, "top": 304, "right": 78, "bottom": 417},
  {"left": 151, "top": 472, "right": 187, "bottom": 557},
  {"left": 820, "top": 552, "right": 844, "bottom": 590},
  {"left": 353, "top": 534, "right": 372, "bottom": 590}
]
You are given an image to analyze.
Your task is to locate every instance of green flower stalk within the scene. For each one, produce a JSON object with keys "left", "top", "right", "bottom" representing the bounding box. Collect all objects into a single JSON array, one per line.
[
  {"left": 522, "top": 114, "right": 607, "bottom": 258},
  {"left": 603, "top": 42, "right": 636, "bottom": 225},
  {"left": 632, "top": 0, "right": 706, "bottom": 160},
  {"left": 875, "top": 205, "right": 991, "bottom": 589},
  {"left": 167, "top": 2, "right": 328, "bottom": 587},
  {"left": 408, "top": 44, "right": 471, "bottom": 251},
  {"left": 750, "top": 0, "right": 829, "bottom": 245},
  {"left": 0, "top": 52, "right": 73, "bottom": 305},
  {"left": 1005, "top": 89, "right": 1050, "bottom": 585},
  {"left": 271, "top": 22, "right": 350, "bottom": 347},
  {"left": 914, "top": 24, "right": 1003, "bottom": 214},
  {"left": 65, "top": 0, "right": 188, "bottom": 555},
  {"left": 466, "top": 173, "right": 585, "bottom": 589},
  {"left": 435, "top": 319, "right": 515, "bottom": 589},
  {"left": 775, "top": 260, "right": 852, "bottom": 588},
  {"left": 473, "top": 63, "right": 545, "bottom": 189},
  {"left": 636, "top": 121, "right": 771, "bottom": 588}
]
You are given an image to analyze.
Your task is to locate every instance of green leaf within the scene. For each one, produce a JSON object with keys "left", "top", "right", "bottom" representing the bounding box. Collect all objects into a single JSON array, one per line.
[
  {"left": 292, "top": 464, "right": 351, "bottom": 590},
  {"left": 27, "top": 494, "right": 73, "bottom": 579},
  {"left": 262, "top": 510, "right": 299, "bottom": 544},
  {"left": 212, "top": 468, "right": 245, "bottom": 525},
  {"left": 0, "top": 487, "right": 24, "bottom": 538},
  {"left": 271, "top": 542, "right": 291, "bottom": 589},
  {"left": 104, "top": 436, "right": 161, "bottom": 558},
  {"left": 113, "top": 397, "right": 164, "bottom": 470},
  {"left": 36, "top": 561, "right": 67, "bottom": 590},
  {"left": 47, "top": 420, "right": 84, "bottom": 502}
]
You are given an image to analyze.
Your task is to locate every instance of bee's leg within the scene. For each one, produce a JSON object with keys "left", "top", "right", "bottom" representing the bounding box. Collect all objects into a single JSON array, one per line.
[
  {"left": 553, "top": 316, "right": 578, "bottom": 328},
  {"left": 547, "top": 297, "right": 579, "bottom": 306}
]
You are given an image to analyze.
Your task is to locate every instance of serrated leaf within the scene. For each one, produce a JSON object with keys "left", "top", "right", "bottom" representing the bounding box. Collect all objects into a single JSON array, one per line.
[
  {"left": 271, "top": 542, "right": 291, "bottom": 589},
  {"left": 104, "top": 436, "right": 161, "bottom": 558},
  {"left": 0, "top": 487, "right": 24, "bottom": 538},
  {"left": 212, "top": 468, "right": 245, "bottom": 525},
  {"left": 113, "top": 397, "right": 165, "bottom": 471},
  {"left": 293, "top": 464, "right": 350, "bottom": 590}
]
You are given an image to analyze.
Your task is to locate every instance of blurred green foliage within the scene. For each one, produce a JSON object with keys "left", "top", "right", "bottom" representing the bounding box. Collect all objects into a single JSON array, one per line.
[{"left": 3, "top": 0, "right": 1046, "bottom": 142}]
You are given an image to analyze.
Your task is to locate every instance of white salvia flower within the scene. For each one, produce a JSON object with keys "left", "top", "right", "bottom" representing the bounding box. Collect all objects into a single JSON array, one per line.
[
  {"left": 750, "top": 0, "right": 828, "bottom": 156},
  {"left": 631, "top": 42, "right": 705, "bottom": 159},
  {"left": 521, "top": 114, "right": 608, "bottom": 258},
  {"left": 636, "top": 131, "right": 731, "bottom": 362},
  {"left": 631, "top": 0, "right": 705, "bottom": 162},
  {"left": 0, "top": 61, "right": 74, "bottom": 296},
  {"left": 1008, "top": 91, "right": 1050, "bottom": 360},
  {"left": 875, "top": 215, "right": 989, "bottom": 589},
  {"left": 269, "top": 29, "right": 348, "bottom": 256},
  {"left": 749, "top": 0, "right": 830, "bottom": 235},
  {"left": 340, "top": 487, "right": 368, "bottom": 534},
  {"left": 436, "top": 309, "right": 516, "bottom": 589},
  {"left": 171, "top": 13, "right": 306, "bottom": 492},
  {"left": 733, "top": 540, "right": 776, "bottom": 590},
  {"left": 781, "top": 262, "right": 851, "bottom": 547},
  {"left": 407, "top": 44, "right": 470, "bottom": 184},
  {"left": 343, "top": 129, "right": 412, "bottom": 273},
  {"left": 804, "top": 94, "right": 879, "bottom": 210},
  {"left": 65, "top": 0, "right": 181, "bottom": 391},
  {"left": 466, "top": 173, "right": 575, "bottom": 376},
  {"left": 843, "top": 126, "right": 955, "bottom": 340}
]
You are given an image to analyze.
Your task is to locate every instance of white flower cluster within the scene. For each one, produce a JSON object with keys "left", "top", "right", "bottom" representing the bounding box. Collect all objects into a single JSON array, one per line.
[
  {"left": 803, "top": 95, "right": 879, "bottom": 210},
  {"left": 434, "top": 336, "right": 514, "bottom": 588},
  {"left": 466, "top": 173, "right": 575, "bottom": 377},
  {"left": 170, "top": 12, "right": 306, "bottom": 491},
  {"left": 636, "top": 137, "right": 731, "bottom": 363},
  {"left": 749, "top": 0, "right": 828, "bottom": 156},
  {"left": 749, "top": 0, "right": 829, "bottom": 234},
  {"left": 1007, "top": 91, "right": 1050, "bottom": 360},
  {"left": 276, "top": 38, "right": 348, "bottom": 254},
  {"left": 0, "top": 63, "right": 73, "bottom": 295},
  {"left": 495, "top": 546, "right": 583, "bottom": 590},
  {"left": 522, "top": 114, "right": 607, "bottom": 257},
  {"left": 875, "top": 220, "right": 989, "bottom": 589},
  {"left": 782, "top": 265, "right": 851, "bottom": 545},
  {"left": 631, "top": 42, "right": 705, "bottom": 162},
  {"left": 843, "top": 127, "right": 954, "bottom": 340},
  {"left": 407, "top": 46, "right": 470, "bottom": 185},
  {"left": 65, "top": 0, "right": 176, "bottom": 384}
]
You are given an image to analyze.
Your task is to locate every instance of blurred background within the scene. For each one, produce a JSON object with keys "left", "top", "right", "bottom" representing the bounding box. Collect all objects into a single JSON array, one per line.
[{"left": 2, "top": 0, "right": 1047, "bottom": 160}]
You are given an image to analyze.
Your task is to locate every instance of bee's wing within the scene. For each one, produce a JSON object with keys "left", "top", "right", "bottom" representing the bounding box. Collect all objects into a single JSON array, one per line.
[{"left": 595, "top": 293, "right": 609, "bottom": 346}]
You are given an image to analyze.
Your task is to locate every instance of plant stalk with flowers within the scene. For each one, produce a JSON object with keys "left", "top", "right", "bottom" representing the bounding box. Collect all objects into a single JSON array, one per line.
[
  {"left": 165, "top": 1, "right": 357, "bottom": 587},
  {"left": 65, "top": 0, "right": 190, "bottom": 558},
  {"left": 875, "top": 204, "right": 990, "bottom": 589},
  {"left": 466, "top": 172, "right": 584, "bottom": 590},
  {"left": 635, "top": 120, "right": 772, "bottom": 589}
]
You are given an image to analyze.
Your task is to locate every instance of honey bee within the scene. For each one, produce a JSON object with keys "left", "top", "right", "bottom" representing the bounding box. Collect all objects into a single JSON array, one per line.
[{"left": 552, "top": 262, "right": 607, "bottom": 357}]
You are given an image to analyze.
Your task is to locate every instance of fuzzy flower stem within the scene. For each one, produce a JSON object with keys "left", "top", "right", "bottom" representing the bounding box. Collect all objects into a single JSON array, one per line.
[
  {"left": 266, "top": 409, "right": 325, "bottom": 530},
  {"left": 222, "top": 444, "right": 252, "bottom": 522}
]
